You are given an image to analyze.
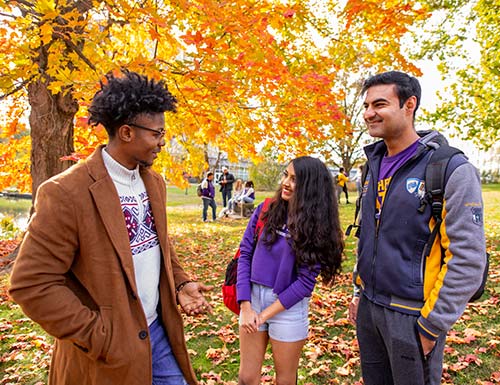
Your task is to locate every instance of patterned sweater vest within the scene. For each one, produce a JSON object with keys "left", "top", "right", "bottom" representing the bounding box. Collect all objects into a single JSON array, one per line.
[{"left": 102, "top": 148, "right": 161, "bottom": 325}]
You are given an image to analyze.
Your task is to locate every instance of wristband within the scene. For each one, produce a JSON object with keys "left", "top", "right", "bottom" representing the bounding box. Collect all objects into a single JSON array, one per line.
[{"left": 176, "top": 280, "right": 193, "bottom": 294}]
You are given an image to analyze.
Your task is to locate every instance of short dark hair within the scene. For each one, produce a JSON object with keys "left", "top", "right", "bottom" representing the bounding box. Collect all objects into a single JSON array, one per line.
[
  {"left": 362, "top": 71, "right": 421, "bottom": 116},
  {"left": 207, "top": 172, "right": 213, "bottom": 177},
  {"left": 88, "top": 69, "right": 177, "bottom": 137}
]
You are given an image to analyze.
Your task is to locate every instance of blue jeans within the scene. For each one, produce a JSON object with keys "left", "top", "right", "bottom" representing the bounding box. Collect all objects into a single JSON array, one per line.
[
  {"left": 242, "top": 196, "right": 254, "bottom": 204},
  {"left": 149, "top": 317, "right": 187, "bottom": 385},
  {"left": 202, "top": 197, "right": 216, "bottom": 221},
  {"left": 221, "top": 190, "right": 232, "bottom": 207}
]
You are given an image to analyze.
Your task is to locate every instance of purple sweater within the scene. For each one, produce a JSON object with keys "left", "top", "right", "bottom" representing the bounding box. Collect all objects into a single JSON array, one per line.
[{"left": 236, "top": 202, "right": 320, "bottom": 309}]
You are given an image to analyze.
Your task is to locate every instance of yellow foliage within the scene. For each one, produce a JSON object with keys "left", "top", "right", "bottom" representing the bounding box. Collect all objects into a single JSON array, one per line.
[{"left": 0, "top": 0, "right": 429, "bottom": 192}]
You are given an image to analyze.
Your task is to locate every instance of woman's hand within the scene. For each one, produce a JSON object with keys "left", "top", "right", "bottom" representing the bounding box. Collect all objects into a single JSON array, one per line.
[{"left": 239, "top": 301, "right": 260, "bottom": 334}]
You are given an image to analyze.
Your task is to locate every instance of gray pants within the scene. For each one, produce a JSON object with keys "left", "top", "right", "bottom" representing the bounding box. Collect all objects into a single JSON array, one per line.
[{"left": 356, "top": 295, "right": 446, "bottom": 385}]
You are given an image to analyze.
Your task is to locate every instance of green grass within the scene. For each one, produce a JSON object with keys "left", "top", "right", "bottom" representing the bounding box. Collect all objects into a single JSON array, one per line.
[
  {"left": 481, "top": 183, "right": 500, "bottom": 192},
  {"left": 0, "top": 276, "right": 52, "bottom": 385},
  {"left": 0, "top": 198, "right": 31, "bottom": 216},
  {"left": 1, "top": 185, "right": 499, "bottom": 384}
]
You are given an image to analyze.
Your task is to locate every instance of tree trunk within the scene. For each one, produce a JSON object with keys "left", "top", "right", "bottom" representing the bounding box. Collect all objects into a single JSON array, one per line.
[{"left": 28, "top": 79, "right": 79, "bottom": 200}]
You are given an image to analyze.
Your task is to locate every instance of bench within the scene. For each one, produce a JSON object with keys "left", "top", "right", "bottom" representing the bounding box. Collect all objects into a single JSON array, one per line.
[{"left": 235, "top": 201, "right": 255, "bottom": 217}]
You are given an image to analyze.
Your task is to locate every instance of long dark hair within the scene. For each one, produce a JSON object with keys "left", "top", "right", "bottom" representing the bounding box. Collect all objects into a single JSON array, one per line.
[{"left": 262, "top": 156, "right": 344, "bottom": 285}]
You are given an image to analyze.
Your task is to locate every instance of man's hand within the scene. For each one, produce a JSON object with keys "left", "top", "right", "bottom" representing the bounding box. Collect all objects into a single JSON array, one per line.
[
  {"left": 177, "top": 282, "right": 213, "bottom": 316},
  {"left": 348, "top": 296, "right": 360, "bottom": 325},
  {"left": 419, "top": 333, "right": 436, "bottom": 356}
]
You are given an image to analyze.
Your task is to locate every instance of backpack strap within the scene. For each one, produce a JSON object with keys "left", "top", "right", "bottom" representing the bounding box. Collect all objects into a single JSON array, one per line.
[
  {"left": 346, "top": 163, "right": 369, "bottom": 237},
  {"left": 254, "top": 197, "right": 272, "bottom": 240},
  {"left": 421, "top": 145, "right": 463, "bottom": 258}
]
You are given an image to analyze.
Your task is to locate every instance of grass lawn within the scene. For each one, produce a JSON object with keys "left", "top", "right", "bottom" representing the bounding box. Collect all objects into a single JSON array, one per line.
[{"left": 1, "top": 185, "right": 499, "bottom": 384}]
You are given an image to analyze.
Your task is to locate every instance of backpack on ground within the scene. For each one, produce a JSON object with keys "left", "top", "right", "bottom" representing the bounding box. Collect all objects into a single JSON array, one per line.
[
  {"left": 222, "top": 198, "right": 272, "bottom": 314},
  {"left": 196, "top": 183, "right": 203, "bottom": 197},
  {"left": 346, "top": 144, "right": 489, "bottom": 302}
]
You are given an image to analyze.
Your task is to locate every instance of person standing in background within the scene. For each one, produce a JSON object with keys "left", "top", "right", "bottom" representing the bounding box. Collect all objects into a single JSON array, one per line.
[
  {"left": 336, "top": 167, "right": 350, "bottom": 204},
  {"left": 201, "top": 171, "right": 217, "bottom": 222},
  {"left": 218, "top": 166, "right": 235, "bottom": 207}
]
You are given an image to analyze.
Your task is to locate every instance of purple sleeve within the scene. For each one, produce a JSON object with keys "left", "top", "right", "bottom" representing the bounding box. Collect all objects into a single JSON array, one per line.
[
  {"left": 277, "top": 263, "right": 320, "bottom": 309},
  {"left": 236, "top": 203, "right": 264, "bottom": 303}
]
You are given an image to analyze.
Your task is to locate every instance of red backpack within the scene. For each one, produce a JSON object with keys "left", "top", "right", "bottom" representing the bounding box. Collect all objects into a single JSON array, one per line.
[{"left": 222, "top": 198, "right": 272, "bottom": 314}]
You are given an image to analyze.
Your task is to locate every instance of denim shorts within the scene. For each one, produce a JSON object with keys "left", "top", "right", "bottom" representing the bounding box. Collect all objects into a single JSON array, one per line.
[{"left": 240, "top": 283, "right": 310, "bottom": 342}]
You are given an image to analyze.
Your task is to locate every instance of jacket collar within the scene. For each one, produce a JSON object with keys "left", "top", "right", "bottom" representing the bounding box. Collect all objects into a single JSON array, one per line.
[{"left": 364, "top": 130, "right": 447, "bottom": 162}]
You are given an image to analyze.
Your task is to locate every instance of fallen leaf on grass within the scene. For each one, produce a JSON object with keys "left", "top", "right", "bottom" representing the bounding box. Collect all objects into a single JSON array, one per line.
[
  {"left": 335, "top": 366, "right": 351, "bottom": 376},
  {"left": 205, "top": 346, "right": 229, "bottom": 365}
]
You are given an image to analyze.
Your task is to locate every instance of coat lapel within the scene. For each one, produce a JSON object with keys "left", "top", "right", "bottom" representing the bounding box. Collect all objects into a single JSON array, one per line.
[
  {"left": 86, "top": 146, "right": 138, "bottom": 293},
  {"left": 141, "top": 169, "right": 176, "bottom": 296},
  {"left": 141, "top": 170, "right": 167, "bottom": 253}
]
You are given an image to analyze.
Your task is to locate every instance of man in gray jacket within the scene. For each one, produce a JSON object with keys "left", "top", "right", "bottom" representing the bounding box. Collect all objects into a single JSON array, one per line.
[{"left": 348, "top": 71, "right": 486, "bottom": 385}]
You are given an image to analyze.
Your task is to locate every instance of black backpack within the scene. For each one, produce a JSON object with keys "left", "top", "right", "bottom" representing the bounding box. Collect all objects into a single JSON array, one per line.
[
  {"left": 196, "top": 183, "right": 203, "bottom": 197},
  {"left": 347, "top": 144, "right": 489, "bottom": 302}
]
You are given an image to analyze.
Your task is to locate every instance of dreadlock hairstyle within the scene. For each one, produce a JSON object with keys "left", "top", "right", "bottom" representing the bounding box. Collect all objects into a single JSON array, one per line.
[
  {"left": 88, "top": 69, "right": 177, "bottom": 136},
  {"left": 261, "top": 156, "right": 344, "bottom": 285}
]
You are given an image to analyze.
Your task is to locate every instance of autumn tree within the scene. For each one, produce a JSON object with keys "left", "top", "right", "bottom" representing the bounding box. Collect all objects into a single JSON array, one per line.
[
  {"left": 415, "top": 0, "right": 499, "bottom": 149},
  {"left": 305, "top": 0, "right": 429, "bottom": 173},
  {"left": 1, "top": 0, "right": 432, "bottom": 197}
]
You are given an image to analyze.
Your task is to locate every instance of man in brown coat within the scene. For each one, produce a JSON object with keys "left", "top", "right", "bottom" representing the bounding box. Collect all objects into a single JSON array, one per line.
[{"left": 9, "top": 70, "right": 211, "bottom": 385}]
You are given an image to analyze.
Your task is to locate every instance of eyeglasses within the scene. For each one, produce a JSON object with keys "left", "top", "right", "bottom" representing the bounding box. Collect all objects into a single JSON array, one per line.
[{"left": 128, "top": 123, "right": 166, "bottom": 137}]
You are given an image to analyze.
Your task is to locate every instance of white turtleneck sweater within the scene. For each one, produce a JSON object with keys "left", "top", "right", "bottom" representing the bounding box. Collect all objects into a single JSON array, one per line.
[{"left": 102, "top": 148, "right": 160, "bottom": 326}]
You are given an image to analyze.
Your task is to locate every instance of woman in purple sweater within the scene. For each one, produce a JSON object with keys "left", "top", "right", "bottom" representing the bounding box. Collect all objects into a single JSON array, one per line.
[{"left": 236, "top": 156, "right": 344, "bottom": 385}]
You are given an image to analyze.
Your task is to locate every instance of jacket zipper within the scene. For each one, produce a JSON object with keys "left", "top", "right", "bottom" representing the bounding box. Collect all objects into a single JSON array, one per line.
[{"left": 369, "top": 150, "right": 424, "bottom": 298}]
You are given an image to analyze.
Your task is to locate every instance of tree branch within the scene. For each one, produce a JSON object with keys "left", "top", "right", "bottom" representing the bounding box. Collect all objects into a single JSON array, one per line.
[
  {"left": 52, "top": 31, "right": 97, "bottom": 71},
  {"left": 0, "top": 76, "right": 35, "bottom": 100},
  {"left": 6, "top": 0, "right": 41, "bottom": 17},
  {"left": 0, "top": 12, "right": 17, "bottom": 19}
]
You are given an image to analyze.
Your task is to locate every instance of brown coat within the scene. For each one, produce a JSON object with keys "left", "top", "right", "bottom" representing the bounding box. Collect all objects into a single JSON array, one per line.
[{"left": 9, "top": 146, "right": 198, "bottom": 385}]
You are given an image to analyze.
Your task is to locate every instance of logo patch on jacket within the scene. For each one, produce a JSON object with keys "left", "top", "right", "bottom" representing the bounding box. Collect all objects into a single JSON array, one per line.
[
  {"left": 406, "top": 178, "right": 425, "bottom": 198},
  {"left": 471, "top": 207, "right": 483, "bottom": 225}
]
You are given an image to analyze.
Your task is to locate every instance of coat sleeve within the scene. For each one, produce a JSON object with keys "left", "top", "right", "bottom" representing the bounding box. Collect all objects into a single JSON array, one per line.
[
  {"left": 417, "top": 161, "right": 486, "bottom": 340},
  {"left": 9, "top": 180, "right": 111, "bottom": 361},
  {"left": 168, "top": 237, "right": 190, "bottom": 288}
]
